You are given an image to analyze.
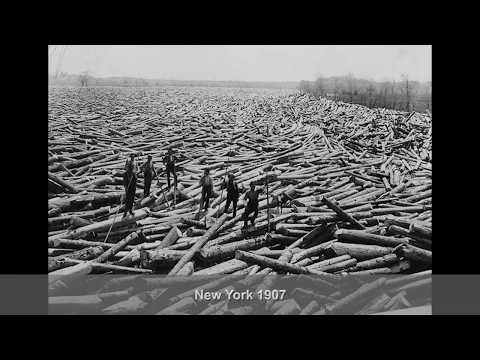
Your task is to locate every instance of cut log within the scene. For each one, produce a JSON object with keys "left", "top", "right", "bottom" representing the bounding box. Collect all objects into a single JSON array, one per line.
[
  {"left": 335, "top": 229, "right": 409, "bottom": 247},
  {"left": 235, "top": 250, "right": 312, "bottom": 274},
  {"left": 330, "top": 242, "right": 393, "bottom": 261},
  {"left": 168, "top": 214, "right": 229, "bottom": 275}
]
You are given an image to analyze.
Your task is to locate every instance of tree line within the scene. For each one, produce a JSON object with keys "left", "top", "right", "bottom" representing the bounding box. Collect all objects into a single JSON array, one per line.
[
  {"left": 298, "top": 74, "right": 431, "bottom": 112},
  {"left": 48, "top": 73, "right": 298, "bottom": 90}
]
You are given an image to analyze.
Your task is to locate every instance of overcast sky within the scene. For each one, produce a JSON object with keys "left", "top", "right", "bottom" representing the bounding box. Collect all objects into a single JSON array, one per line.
[{"left": 49, "top": 45, "right": 432, "bottom": 82}]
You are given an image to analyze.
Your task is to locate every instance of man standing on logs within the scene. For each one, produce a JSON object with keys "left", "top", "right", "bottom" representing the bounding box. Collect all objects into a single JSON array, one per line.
[
  {"left": 243, "top": 182, "right": 262, "bottom": 228},
  {"left": 224, "top": 173, "right": 239, "bottom": 217},
  {"left": 123, "top": 153, "right": 137, "bottom": 217},
  {"left": 199, "top": 168, "right": 213, "bottom": 211},
  {"left": 162, "top": 148, "right": 177, "bottom": 189},
  {"left": 141, "top": 155, "right": 157, "bottom": 197}
]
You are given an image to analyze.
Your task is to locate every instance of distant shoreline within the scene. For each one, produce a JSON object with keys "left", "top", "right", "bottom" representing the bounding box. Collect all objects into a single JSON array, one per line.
[{"left": 48, "top": 75, "right": 299, "bottom": 90}]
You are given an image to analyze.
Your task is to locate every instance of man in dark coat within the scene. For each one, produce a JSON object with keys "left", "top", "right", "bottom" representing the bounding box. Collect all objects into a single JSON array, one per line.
[
  {"left": 141, "top": 155, "right": 157, "bottom": 197},
  {"left": 224, "top": 173, "right": 239, "bottom": 217},
  {"left": 243, "top": 182, "right": 262, "bottom": 228},
  {"left": 162, "top": 148, "right": 177, "bottom": 189},
  {"left": 123, "top": 153, "right": 138, "bottom": 217},
  {"left": 199, "top": 168, "right": 213, "bottom": 211}
]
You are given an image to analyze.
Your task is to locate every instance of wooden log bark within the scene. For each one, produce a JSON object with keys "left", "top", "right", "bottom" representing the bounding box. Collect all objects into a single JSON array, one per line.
[
  {"left": 235, "top": 250, "right": 312, "bottom": 274},
  {"left": 322, "top": 196, "right": 365, "bottom": 229},
  {"left": 157, "top": 226, "right": 182, "bottom": 249},
  {"left": 335, "top": 229, "right": 409, "bottom": 247},
  {"left": 168, "top": 214, "right": 229, "bottom": 275},
  {"left": 48, "top": 246, "right": 104, "bottom": 272},
  {"left": 395, "top": 244, "right": 432, "bottom": 264},
  {"left": 330, "top": 242, "right": 393, "bottom": 261},
  {"left": 48, "top": 172, "right": 79, "bottom": 193},
  {"left": 347, "top": 254, "right": 399, "bottom": 272},
  {"left": 48, "top": 209, "right": 150, "bottom": 242},
  {"left": 59, "top": 258, "right": 153, "bottom": 274},
  {"left": 193, "top": 259, "right": 248, "bottom": 276},
  {"left": 140, "top": 249, "right": 188, "bottom": 269},
  {"left": 291, "top": 240, "right": 336, "bottom": 263},
  {"left": 199, "top": 234, "right": 280, "bottom": 262},
  {"left": 94, "top": 231, "right": 143, "bottom": 263},
  {"left": 307, "top": 254, "right": 351, "bottom": 269}
]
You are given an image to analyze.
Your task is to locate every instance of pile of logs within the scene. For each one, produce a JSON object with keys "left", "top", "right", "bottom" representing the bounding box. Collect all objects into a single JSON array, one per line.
[{"left": 48, "top": 86, "right": 431, "bottom": 314}]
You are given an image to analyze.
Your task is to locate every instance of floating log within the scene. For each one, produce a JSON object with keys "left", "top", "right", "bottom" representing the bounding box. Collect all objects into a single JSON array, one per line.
[
  {"left": 140, "top": 249, "right": 188, "bottom": 269},
  {"left": 347, "top": 253, "right": 399, "bottom": 272},
  {"left": 235, "top": 250, "right": 311, "bottom": 274},
  {"left": 199, "top": 234, "right": 279, "bottom": 262},
  {"left": 194, "top": 259, "right": 248, "bottom": 276},
  {"left": 168, "top": 214, "right": 229, "bottom": 275},
  {"left": 48, "top": 209, "right": 150, "bottom": 242},
  {"left": 395, "top": 244, "right": 432, "bottom": 264},
  {"left": 322, "top": 196, "right": 365, "bottom": 230},
  {"left": 48, "top": 246, "right": 104, "bottom": 272},
  {"left": 94, "top": 231, "right": 143, "bottom": 263},
  {"left": 330, "top": 242, "right": 393, "bottom": 261},
  {"left": 158, "top": 226, "right": 182, "bottom": 249},
  {"left": 316, "top": 258, "right": 358, "bottom": 273},
  {"left": 335, "top": 229, "right": 409, "bottom": 247},
  {"left": 48, "top": 172, "right": 79, "bottom": 193}
]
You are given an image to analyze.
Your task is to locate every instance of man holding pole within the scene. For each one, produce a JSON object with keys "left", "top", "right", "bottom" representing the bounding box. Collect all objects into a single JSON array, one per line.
[
  {"left": 199, "top": 168, "right": 213, "bottom": 211},
  {"left": 243, "top": 182, "right": 262, "bottom": 228},
  {"left": 141, "top": 155, "right": 157, "bottom": 197},
  {"left": 162, "top": 148, "right": 177, "bottom": 189},
  {"left": 123, "top": 153, "right": 137, "bottom": 217},
  {"left": 224, "top": 173, "right": 239, "bottom": 217}
]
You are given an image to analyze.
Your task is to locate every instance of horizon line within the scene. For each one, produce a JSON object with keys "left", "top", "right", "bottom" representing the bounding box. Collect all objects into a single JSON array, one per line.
[{"left": 49, "top": 72, "right": 431, "bottom": 84}]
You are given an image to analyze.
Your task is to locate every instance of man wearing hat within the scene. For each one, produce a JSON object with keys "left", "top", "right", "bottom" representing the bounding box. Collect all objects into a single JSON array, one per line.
[
  {"left": 199, "top": 168, "right": 213, "bottom": 211},
  {"left": 224, "top": 173, "right": 240, "bottom": 217},
  {"left": 123, "top": 153, "right": 138, "bottom": 217},
  {"left": 141, "top": 155, "right": 157, "bottom": 197},
  {"left": 162, "top": 148, "right": 177, "bottom": 189},
  {"left": 243, "top": 182, "right": 262, "bottom": 228}
]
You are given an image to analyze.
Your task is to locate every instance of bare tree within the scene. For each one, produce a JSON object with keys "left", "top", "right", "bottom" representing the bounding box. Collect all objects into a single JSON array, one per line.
[
  {"left": 391, "top": 80, "right": 396, "bottom": 109},
  {"left": 333, "top": 78, "right": 340, "bottom": 100},
  {"left": 49, "top": 45, "right": 69, "bottom": 81},
  {"left": 381, "top": 82, "right": 388, "bottom": 108},
  {"left": 346, "top": 73, "right": 354, "bottom": 103},
  {"left": 366, "top": 84, "right": 375, "bottom": 107},
  {"left": 298, "top": 80, "right": 311, "bottom": 94},
  {"left": 79, "top": 71, "right": 89, "bottom": 87},
  {"left": 401, "top": 74, "right": 410, "bottom": 111},
  {"left": 314, "top": 77, "right": 326, "bottom": 98}
]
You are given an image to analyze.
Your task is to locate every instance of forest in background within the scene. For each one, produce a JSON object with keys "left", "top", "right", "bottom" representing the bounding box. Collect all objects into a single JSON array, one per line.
[{"left": 298, "top": 75, "right": 431, "bottom": 112}]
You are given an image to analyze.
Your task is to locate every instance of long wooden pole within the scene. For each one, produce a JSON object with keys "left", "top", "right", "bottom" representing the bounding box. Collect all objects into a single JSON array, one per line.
[{"left": 266, "top": 171, "right": 270, "bottom": 233}]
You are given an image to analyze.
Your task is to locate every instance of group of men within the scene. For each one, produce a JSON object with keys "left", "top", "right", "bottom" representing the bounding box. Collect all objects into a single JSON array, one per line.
[
  {"left": 191, "top": 168, "right": 263, "bottom": 228},
  {"left": 122, "top": 149, "right": 263, "bottom": 228},
  {"left": 122, "top": 149, "right": 177, "bottom": 218}
]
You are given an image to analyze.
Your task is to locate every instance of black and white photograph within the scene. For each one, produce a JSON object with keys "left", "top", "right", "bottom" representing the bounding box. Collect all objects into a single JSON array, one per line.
[{"left": 47, "top": 45, "right": 432, "bottom": 315}]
